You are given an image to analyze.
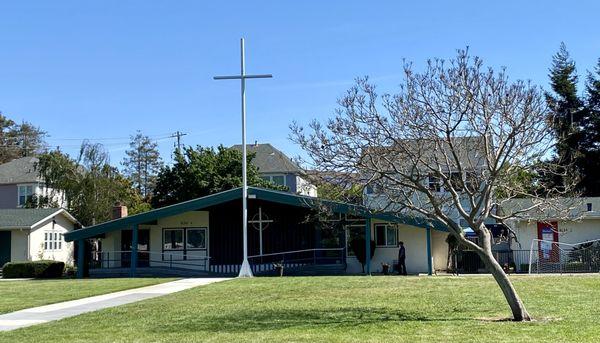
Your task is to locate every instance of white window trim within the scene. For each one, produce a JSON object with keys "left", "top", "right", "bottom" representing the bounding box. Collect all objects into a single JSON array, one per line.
[
  {"left": 262, "top": 174, "right": 287, "bottom": 187},
  {"left": 44, "top": 231, "right": 63, "bottom": 251},
  {"left": 17, "top": 183, "right": 37, "bottom": 207},
  {"left": 185, "top": 227, "right": 208, "bottom": 250},
  {"left": 375, "top": 224, "right": 398, "bottom": 248}
]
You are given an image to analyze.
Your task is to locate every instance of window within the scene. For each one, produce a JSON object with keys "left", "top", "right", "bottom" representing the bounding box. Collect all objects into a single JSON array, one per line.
[
  {"left": 428, "top": 175, "right": 441, "bottom": 192},
  {"left": 346, "top": 225, "right": 365, "bottom": 256},
  {"left": 163, "top": 228, "right": 207, "bottom": 251},
  {"left": 262, "top": 175, "right": 286, "bottom": 186},
  {"left": 587, "top": 203, "right": 593, "bottom": 212},
  {"left": 163, "top": 229, "right": 184, "bottom": 250},
  {"left": 18, "top": 184, "right": 35, "bottom": 207},
  {"left": 449, "top": 172, "right": 463, "bottom": 191},
  {"left": 375, "top": 224, "right": 398, "bottom": 247},
  {"left": 44, "top": 232, "right": 62, "bottom": 251},
  {"left": 186, "top": 228, "right": 206, "bottom": 250}
]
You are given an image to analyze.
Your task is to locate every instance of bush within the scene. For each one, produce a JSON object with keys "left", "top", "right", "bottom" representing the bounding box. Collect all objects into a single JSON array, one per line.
[{"left": 2, "top": 260, "right": 65, "bottom": 278}]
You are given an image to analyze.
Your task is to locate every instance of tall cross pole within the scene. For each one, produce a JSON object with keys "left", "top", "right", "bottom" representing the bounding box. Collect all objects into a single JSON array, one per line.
[{"left": 214, "top": 38, "right": 272, "bottom": 278}]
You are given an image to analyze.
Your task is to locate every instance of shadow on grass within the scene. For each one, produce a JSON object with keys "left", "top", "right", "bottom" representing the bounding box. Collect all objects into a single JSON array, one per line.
[{"left": 150, "top": 307, "right": 470, "bottom": 334}]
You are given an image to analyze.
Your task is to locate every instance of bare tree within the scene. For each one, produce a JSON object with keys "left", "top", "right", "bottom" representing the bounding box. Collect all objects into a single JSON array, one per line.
[{"left": 291, "top": 50, "right": 577, "bottom": 321}]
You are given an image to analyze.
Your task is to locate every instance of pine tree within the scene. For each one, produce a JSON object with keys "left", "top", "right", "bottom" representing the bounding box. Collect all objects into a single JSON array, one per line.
[
  {"left": 581, "top": 58, "right": 600, "bottom": 195},
  {"left": 0, "top": 112, "right": 47, "bottom": 163},
  {"left": 122, "top": 132, "right": 163, "bottom": 199},
  {"left": 545, "top": 43, "right": 586, "bottom": 192}
]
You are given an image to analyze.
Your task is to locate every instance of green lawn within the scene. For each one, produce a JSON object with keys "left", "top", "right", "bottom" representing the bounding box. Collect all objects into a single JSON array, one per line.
[
  {"left": 0, "top": 278, "right": 176, "bottom": 314},
  {"left": 1, "top": 275, "right": 599, "bottom": 342}
]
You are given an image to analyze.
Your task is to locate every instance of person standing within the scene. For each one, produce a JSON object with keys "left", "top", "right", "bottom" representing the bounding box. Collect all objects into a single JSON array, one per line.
[{"left": 398, "top": 241, "right": 407, "bottom": 275}]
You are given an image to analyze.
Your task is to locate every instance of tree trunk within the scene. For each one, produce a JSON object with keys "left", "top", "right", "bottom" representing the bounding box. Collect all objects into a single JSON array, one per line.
[{"left": 478, "top": 248, "right": 532, "bottom": 321}]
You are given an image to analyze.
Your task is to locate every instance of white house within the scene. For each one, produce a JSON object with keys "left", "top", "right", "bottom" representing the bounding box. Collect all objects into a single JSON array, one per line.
[{"left": 0, "top": 208, "right": 79, "bottom": 267}]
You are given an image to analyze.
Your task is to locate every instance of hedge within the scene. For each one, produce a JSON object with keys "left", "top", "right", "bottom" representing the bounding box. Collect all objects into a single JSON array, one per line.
[{"left": 2, "top": 260, "right": 65, "bottom": 278}]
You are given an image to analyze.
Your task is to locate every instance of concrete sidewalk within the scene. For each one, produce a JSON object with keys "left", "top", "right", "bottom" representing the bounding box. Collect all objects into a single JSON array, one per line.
[{"left": 0, "top": 277, "right": 230, "bottom": 332}]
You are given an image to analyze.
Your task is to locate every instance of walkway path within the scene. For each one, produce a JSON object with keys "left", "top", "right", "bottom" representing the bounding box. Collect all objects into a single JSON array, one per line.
[{"left": 0, "top": 277, "right": 230, "bottom": 332}]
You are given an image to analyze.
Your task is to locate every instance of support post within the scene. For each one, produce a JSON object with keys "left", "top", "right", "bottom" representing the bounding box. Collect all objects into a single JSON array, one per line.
[
  {"left": 365, "top": 217, "right": 371, "bottom": 275},
  {"left": 130, "top": 225, "right": 138, "bottom": 277},
  {"left": 426, "top": 227, "right": 433, "bottom": 276},
  {"left": 76, "top": 239, "right": 84, "bottom": 279}
]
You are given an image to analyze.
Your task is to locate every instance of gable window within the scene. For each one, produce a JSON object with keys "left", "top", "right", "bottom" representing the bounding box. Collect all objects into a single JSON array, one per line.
[
  {"left": 262, "top": 175, "right": 286, "bottom": 186},
  {"left": 44, "top": 232, "right": 62, "bottom": 251},
  {"left": 375, "top": 224, "right": 398, "bottom": 247},
  {"left": 18, "top": 185, "right": 35, "bottom": 207}
]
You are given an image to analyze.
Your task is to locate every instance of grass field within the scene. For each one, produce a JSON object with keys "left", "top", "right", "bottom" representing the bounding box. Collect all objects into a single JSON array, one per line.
[
  {"left": 1, "top": 275, "right": 599, "bottom": 342},
  {"left": 0, "top": 278, "right": 176, "bottom": 314}
]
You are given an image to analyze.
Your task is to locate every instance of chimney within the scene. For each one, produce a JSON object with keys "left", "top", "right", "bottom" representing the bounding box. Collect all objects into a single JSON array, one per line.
[
  {"left": 112, "top": 203, "right": 128, "bottom": 220},
  {"left": 254, "top": 140, "right": 258, "bottom": 147}
]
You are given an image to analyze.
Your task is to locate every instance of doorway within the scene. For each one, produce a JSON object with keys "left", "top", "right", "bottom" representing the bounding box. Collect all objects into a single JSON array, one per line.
[{"left": 0, "top": 231, "right": 11, "bottom": 267}]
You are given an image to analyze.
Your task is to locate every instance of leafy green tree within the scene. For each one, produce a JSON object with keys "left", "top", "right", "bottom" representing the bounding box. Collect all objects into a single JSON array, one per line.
[
  {"left": 36, "top": 142, "right": 146, "bottom": 226},
  {"left": 152, "top": 145, "right": 284, "bottom": 208},
  {"left": 122, "top": 132, "right": 163, "bottom": 199},
  {"left": 0, "top": 112, "right": 47, "bottom": 163}
]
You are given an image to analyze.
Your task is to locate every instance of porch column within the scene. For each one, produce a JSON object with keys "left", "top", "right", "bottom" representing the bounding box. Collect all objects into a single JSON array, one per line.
[
  {"left": 426, "top": 227, "right": 433, "bottom": 276},
  {"left": 130, "top": 224, "right": 138, "bottom": 277},
  {"left": 365, "top": 217, "right": 371, "bottom": 275},
  {"left": 76, "top": 239, "right": 84, "bottom": 279}
]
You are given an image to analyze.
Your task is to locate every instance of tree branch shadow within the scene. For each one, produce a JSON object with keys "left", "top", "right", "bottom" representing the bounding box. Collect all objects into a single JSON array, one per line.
[{"left": 150, "top": 307, "right": 471, "bottom": 334}]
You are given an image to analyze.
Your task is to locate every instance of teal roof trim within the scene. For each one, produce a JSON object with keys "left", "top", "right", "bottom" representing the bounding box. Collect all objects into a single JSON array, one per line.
[
  {"left": 248, "top": 187, "right": 448, "bottom": 231},
  {"left": 64, "top": 188, "right": 242, "bottom": 241},
  {"left": 64, "top": 187, "right": 447, "bottom": 242}
]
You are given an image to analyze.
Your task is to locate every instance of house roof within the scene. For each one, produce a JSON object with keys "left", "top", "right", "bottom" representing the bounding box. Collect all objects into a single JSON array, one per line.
[
  {"left": 64, "top": 186, "right": 447, "bottom": 242},
  {"left": 0, "top": 208, "right": 78, "bottom": 229},
  {"left": 231, "top": 143, "right": 301, "bottom": 174},
  {"left": 0, "top": 156, "right": 41, "bottom": 184}
]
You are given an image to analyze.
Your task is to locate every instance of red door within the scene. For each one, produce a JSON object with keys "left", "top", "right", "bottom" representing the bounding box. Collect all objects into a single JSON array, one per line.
[{"left": 537, "top": 222, "right": 559, "bottom": 262}]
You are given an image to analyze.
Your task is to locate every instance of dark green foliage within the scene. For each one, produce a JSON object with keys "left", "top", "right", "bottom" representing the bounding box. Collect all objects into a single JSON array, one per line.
[
  {"left": 544, "top": 43, "right": 600, "bottom": 196},
  {"left": 152, "top": 145, "right": 286, "bottom": 208},
  {"left": 0, "top": 112, "right": 47, "bottom": 163},
  {"left": 350, "top": 238, "right": 376, "bottom": 273},
  {"left": 2, "top": 260, "right": 65, "bottom": 278}
]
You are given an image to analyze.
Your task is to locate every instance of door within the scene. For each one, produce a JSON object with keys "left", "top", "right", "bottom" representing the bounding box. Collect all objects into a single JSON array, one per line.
[
  {"left": 537, "top": 222, "right": 559, "bottom": 262},
  {"left": 0, "top": 231, "right": 11, "bottom": 267},
  {"left": 121, "top": 229, "right": 150, "bottom": 267}
]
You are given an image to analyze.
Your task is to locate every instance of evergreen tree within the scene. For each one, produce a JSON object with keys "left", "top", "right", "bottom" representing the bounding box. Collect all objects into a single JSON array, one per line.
[
  {"left": 581, "top": 58, "right": 600, "bottom": 195},
  {"left": 545, "top": 43, "right": 586, "bottom": 192},
  {"left": 122, "top": 132, "right": 163, "bottom": 199},
  {"left": 0, "top": 112, "right": 47, "bottom": 163}
]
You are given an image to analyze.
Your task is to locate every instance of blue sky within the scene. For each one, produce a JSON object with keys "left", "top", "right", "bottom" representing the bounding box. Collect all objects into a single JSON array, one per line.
[{"left": 1, "top": 1, "right": 599, "bottom": 166}]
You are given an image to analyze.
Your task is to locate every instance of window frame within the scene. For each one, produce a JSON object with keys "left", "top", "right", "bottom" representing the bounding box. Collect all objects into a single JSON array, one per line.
[
  {"left": 374, "top": 224, "right": 399, "bottom": 248},
  {"left": 44, "top": 231, "right": 63, "bottom": 251},
  {"left": 162, "top": 227, "right": 208, "bottom": 253},
  {"left": 17, "top": 184, "right": 36, "bottom": 207},
  {"left": 262, "top": 174, "right": 287, "bottom": 187}
]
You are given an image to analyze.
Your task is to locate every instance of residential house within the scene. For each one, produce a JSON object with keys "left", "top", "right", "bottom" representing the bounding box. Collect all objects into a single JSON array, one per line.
[
  {"left": 231, "top": 143, "right": 317, "bottom": 197},
  {"left": 0, "top": 156, "right": 65, "bottom": 208},
  {"left": 0, "top": 208, "right": 79, "bottom": 267}
]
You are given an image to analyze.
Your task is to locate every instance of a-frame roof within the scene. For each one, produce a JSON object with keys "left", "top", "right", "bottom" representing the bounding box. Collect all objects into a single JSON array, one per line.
[{"left": 64, "top": 187, "right": 447, "bottom": 242}]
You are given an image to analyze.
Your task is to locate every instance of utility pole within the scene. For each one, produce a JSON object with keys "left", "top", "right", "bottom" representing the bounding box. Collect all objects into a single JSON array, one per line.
[
  {"left": 171, "top": 131, "right": 187, "bottom": 153},
  {"left": 213, "top": 38, "right": 273, "bottom": 278}
]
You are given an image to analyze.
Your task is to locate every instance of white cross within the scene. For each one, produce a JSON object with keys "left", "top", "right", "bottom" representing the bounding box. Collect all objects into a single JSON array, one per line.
[
  {"left": 213, "top": 38, "right": 272, "bottom": 278},
  {"left": 248, "top": 207, "right": 274, "bottom": 256}
]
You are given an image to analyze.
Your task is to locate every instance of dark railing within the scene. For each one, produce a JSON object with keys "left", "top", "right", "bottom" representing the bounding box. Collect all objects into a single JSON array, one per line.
[
  {"left": 89, "top": 250, "right": 210, "bottom": 271},
  {"left": 453, "top": 249, "right": 532, "bottom": 274},
  {"left": 247, "top": 248, "right": 345, "bottom": 274}
]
